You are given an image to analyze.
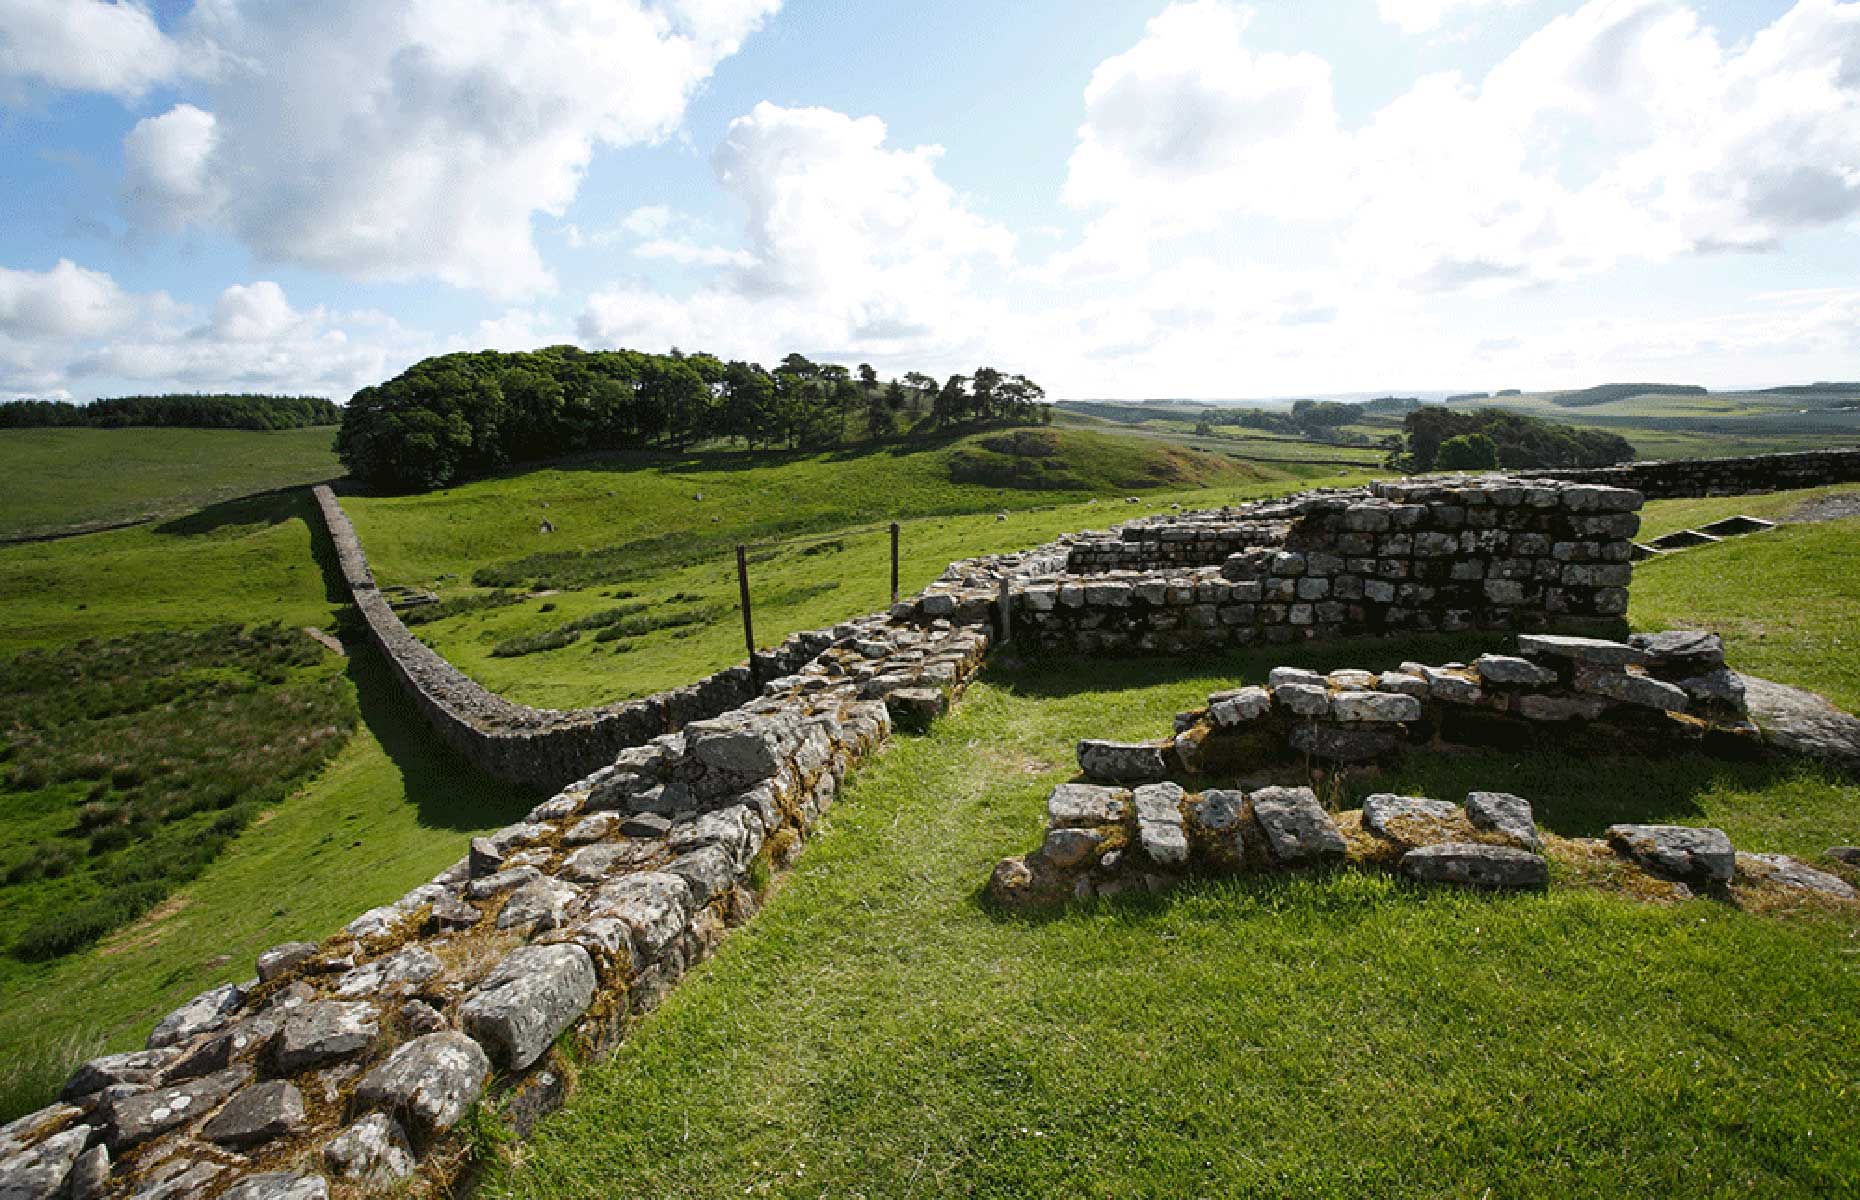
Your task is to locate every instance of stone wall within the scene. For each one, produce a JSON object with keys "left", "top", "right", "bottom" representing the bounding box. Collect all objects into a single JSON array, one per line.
[
  {"left": 1518, "top": 446, "right": 1860, "bottom": 498},
  {"left": 919, "top": 476, "right": 1642, "bottom": 655},
  {"left": 5, "top": 609, "right": 990, "bottom": 1200},
  {"left": 314, "top": 486, "right": 845, "bottom": 791}
]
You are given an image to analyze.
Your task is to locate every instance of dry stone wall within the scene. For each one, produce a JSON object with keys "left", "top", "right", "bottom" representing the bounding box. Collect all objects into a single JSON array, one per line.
[
  {"left": 314, "top": 486, "right": 840, "bottom": 791},
  {"left": 1516, "top": 446, "right": 1860, "bottom": 498},
  {"left": 917, "top": 475, "right": 1643, "bottom": 654},
  {"left": 2, "top": 609, "right": 990, "bottom": 1200}
]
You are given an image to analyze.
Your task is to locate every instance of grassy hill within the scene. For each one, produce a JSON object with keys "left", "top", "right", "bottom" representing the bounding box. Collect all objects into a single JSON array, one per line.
[{"left": 0, "top": 426, "right": 341, "bottom": 540}]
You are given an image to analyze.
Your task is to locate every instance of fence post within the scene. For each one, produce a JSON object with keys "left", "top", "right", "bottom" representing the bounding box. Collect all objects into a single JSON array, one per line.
[
  {"left": 890, "top": 522, "right": 900, "bottom": 606},
  {"left": 736, "top": 544, "right": 756, "bottom": 682}
]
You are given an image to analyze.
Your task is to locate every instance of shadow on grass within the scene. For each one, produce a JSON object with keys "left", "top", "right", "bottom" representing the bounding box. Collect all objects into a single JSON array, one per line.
[{"left": 151, "top": 484, "right": 336, "bottom": 539}]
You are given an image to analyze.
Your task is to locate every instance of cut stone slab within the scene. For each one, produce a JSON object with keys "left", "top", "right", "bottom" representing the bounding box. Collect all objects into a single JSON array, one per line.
[
  {"left": 1515, "top": 693, "right": 1609, "bottom": 722},
  {"left": 268, "top": 1002, "right": 378, "bottom": 1074},
  {"left": 1287, "top": 724, "right": 1400, "bottom": 762},
  {"left": 1735, "top": 852, "right": 1857, "bottom": 900},
  {"left": 1208, "top": 686, "right": 1271, "bottom": 727},
  {"left": 335, "top": 945, "right": 442, "bottom": 999},
  {"left": 1362, "top": 794, "right": 1462, "bottom": 848},
  {"left": 1574, "top": 666, "right": 1689, "bottom": 712},
  {"left": 102, "top": 1065, "right": 249, "bottom": 1150},
  {"left": 665, "top": 844, "right": 737, "bottom": 907},
  {"left": 255, "top": 942, "right": 318, "bottom": 983},
  {"left": 1047, "top": 783, "right": 1131, "bottom": 828},
  {"left": 1329, "top": 691, "right": 1422, "bottom": 723},
  {"left": 1274, "top": 683, "right": 1331, "bottom": 717},
  {"left": 1628, "top": 630, "right": 1725, "bottom": 670},
  {"left": 128, "top": 1159, "right": 224, "bottom": 1199},
  {"left": 1249, "top": 786, "right": 1346, "bottom": 865},
  {"left": 322, "top": 1113, "right": 414, "bottom": 1186},
  {"left": 201, "top": 1080, "right": 306, "bottom": 1148},
  {"left": 1517, "top": 634, "right": 1651, "bottom": 667},
  {"left": 1132, "top": 783, "right": 1188, "bottom": 867},
  {"left": 1606, "top": 824, "right": 1735, "bottom": 885},
  {"left": 220, "top": 1174, "right": 330, "bottom": 1200},
  {"left": 593, "top": 871, "right": 693, "bottom": 961},
  {"left": 1646, "top": 528, "right": 1720, "bottom": 551},
  {"left": 1400, "top": 843, "right": 1548, "bottom": 890},
  {"left": 0, "top": 1126, "right": 90, "bottom": 1200},
  {"left": 1464, "top": 791, "right": 1542, "bottom": 852},
  {"left": 885, "top": 687, "right": 947, "bottom": 731},
  {"left": 146, "top": 982, "right": 242, "bottom": 1049},
  {"left": 460, "top": 944, "right": 597, "bottom": 1070},
  {"left": 1741, "top": 674, "right": 1860, "bottom": 773},
  {"left": 354, "top": 1031, "right": 490, "bottom": 1140},
  {"left": 1473, "top": 654, "right": 1558, "bottom": 687},
  {"left": 1076, "top": 740, "right": 1169, "bottom": 783},
  {"left": 61, "top": 1048, "right": 176, "bottom": 1102},
  {"left": 495, "top": 877, "right": 580, "bottom": 933},
  {"left": 1040, "top": 827, "right": 1106, "bottom": 871}
]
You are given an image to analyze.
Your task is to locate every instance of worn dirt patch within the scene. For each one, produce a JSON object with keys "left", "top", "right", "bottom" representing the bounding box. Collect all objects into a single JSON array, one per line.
[
  {"left": 99, "top": 895, "right": 193, "bottom": 956},
  {"left": 1785, "top": 489, "right": 1860, "bottom": 524}
]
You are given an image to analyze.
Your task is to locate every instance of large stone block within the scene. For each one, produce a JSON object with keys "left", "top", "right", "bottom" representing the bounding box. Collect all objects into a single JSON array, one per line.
[
  {"left": 460, "top": 945, "right": 598, "bottom": 1071},
  {"left": 1400, "top": 843, "right": 1548, "bottom": 889},
  {"left": 354, "top": 1032, "right": 490, "bottom": 1140},
  {"left": 1606, "top": 824, "right": 1734, "bottom": 885},
  {"left": 1249, "top": 787, "right": 1346, "bottom": 865}
]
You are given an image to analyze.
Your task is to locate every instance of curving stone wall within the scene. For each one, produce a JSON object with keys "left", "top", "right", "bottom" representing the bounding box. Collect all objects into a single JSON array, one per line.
[
  {"left": 989, "top": 629, "right": 1860, "bottom": 909},
  {"left": 314, "top": 486, "right": 845, "bottom": 791},
  {"left": 1516, "top": 446, "right": 1860, "bottom": 498}
]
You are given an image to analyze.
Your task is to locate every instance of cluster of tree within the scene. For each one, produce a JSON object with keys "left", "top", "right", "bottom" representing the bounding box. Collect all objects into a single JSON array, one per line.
[
  {"left": 1393, "top": 407, "right": 1636, "bottom": 472},
  {"left": 1195, "top": 397, "right": 1408, "bottom": 446},
  {"left": 336, "top": 346, "right": 1047, "bottom": 491},
  {"left": 0, "top": 394, "right": 340, "bottom": 431},
  {"left": 1550, "top": 382, "right": 1705, "bottom": 408}
]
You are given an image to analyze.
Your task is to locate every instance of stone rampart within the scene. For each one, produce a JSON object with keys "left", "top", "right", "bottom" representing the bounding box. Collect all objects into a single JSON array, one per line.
[
  {"left": 314, "top": 486, "right": 841, "bottom": 791},
  {"left": 1518, "top": 446, "right": 1860, "bottom": 498},
  {"left": 921, "top": 476, "right": 1642, "bottom": 654}
]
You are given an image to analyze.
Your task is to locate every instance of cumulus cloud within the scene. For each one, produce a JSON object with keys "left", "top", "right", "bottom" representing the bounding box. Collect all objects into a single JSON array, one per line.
[
  {"left": 0, "top": 0, "right": 186, "bottom": 101},
  {"left": 0, "top": 261, "right": 432, "bottom": 400},
  {"left": 122, "top": 0, "right": 779, "bottom": 296},
  {"left": 581, "top": 102, "right": 1014, "bottom": 365},
  {"left": 1378, "top": 0, "right": 1512, "bottom": 35}
]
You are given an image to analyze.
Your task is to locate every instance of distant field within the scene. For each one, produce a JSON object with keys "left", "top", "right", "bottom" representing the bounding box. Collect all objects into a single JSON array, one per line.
[
  {"left": 0, "top": 425, "right": 340, "bottom": 539},
  {"left": 1443, "top": 385, "right": 1860, "bottom": 459}
]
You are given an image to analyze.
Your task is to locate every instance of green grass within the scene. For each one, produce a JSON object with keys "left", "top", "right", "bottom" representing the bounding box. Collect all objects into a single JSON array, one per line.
[
  {"left": 484, "top": 639, "right": 1860, "bottom": 1199},
  {"left": 0, "top": 625, "right": 356, "bottom": 964},
  {"left": 0, "top": 426, "right": 340, "bottom": 539},
  {"left": 1636, "top": 485, "right": 1860, "bottom": 541}
]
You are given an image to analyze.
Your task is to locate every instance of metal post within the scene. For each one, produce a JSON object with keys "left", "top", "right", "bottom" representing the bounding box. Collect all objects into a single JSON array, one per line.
[
  {"left": 736, "top": 544, "right": 756, "bottom": 680},
  {"left": 997, "top": 575, "right": 1012, "bottom": 645},
  {"left": 889, "top": 522, "right": 900, "bottom": 606}
]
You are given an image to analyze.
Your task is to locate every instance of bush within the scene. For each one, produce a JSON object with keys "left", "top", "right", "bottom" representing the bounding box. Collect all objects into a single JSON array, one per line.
[
  {"left": 1436, "top": 433, "right": 1500, "bottom": 470},
  {"left": 489, "top": 628, "right": 581, "bottom": 658}
]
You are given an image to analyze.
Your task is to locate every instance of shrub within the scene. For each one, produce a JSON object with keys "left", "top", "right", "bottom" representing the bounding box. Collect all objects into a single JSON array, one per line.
[
  {"left": 489, "top": 628, "right": 581, "bottom": 658},
  {"left": 1436, "top": 433, "right": 1500, "bottom": 470}
]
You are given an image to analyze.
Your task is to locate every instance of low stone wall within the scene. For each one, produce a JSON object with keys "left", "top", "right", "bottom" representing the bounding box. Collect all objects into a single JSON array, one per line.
[
  {"left": 4, "top": 612, "right": 990, "bottom": 1200},
  {"left": 1519, "top": 447, "right": 1860, "bottom": 498},
  {"left": 314, "top": 486, "right": 843, "bottom": 791},
  {"left": 920, "top": 476, "right": 1642, "bottom": 653},
  {"left": 989, "top": 629, "right": 1860, "bottom": 908}
]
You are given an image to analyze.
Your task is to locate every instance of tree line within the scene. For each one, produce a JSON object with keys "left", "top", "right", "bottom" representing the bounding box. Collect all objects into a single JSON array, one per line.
[
  {"left": 1393, "top": 406, "right": 1635, "bottom": 472},
  {"left": 0, "top": 394, "right": 340, "bottom": 431},
  {"left": 336, "top": 346, "right": 1048, "bottom": 491}
]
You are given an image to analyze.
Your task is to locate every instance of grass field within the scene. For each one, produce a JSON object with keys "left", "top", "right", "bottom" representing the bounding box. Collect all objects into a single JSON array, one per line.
[
  {"left": 484, "top": 619, "right": 1860, "bottom": 1198},
  {"left": 0, "top": 426, "right": 340, "bottom": 539}
]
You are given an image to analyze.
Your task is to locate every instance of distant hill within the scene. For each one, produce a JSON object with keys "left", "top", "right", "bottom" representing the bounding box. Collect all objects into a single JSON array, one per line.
[
  {"left": 1550, "top": 383, "right": 1707, "bottom": 408},
  {"left": 0, "top": 394, "right": 340, "bottom": 431}
]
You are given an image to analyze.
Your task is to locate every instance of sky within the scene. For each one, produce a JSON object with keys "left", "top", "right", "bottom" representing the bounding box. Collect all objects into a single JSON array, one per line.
[{"left": 1, "top": 0, "right": 1857, "bottom": 403}]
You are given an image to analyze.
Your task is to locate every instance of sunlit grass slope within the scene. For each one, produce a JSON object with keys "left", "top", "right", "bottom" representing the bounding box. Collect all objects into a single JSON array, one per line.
[{"left": 0, "top": 426, "right": 340, "bottom": 539}]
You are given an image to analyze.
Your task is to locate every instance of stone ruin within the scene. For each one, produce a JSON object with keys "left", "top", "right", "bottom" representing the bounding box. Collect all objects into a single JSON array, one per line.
[
  {"left": 988, "top": 629, "right": 1860, "bottom": 909},
  {"left": 7, "top": 459, "right": 1860, "bottom": 1199}
]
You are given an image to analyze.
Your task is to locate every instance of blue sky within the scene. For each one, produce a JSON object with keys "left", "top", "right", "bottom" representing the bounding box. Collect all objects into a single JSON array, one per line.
[{"left": 1, "top": 0, "right": 1857, "bottom": 401}]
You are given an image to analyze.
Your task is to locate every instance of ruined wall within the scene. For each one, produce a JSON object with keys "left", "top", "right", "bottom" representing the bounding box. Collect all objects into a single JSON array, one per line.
[
  {"left": 314, "top": 486, "right": 842, "bottom": 791},
  {"left": 918, "top": 476, "right": 1642, "bottom": 655},
  {"left": 1519, "top": 446, "right": 1860, "bottom": 498}
]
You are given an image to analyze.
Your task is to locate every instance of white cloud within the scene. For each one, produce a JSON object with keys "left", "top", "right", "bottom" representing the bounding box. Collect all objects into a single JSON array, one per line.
[
  {"left": 0, "top": 0, "right": 185, "bottom": 101},
  {"left": 122, "top": 103, "right": 222, "bottom": 230},
  {"left": 581, "top": 102, "right": 1015, "bottom": 365},
  {"left": 0, "top": 262, "right": 434, "bottom": 400},
  {"left": 123, "top": 0, "right": 780, "bottom": 296},
  {"left": 1378, "top": 0, "right": 1511, "bottom": 35}
]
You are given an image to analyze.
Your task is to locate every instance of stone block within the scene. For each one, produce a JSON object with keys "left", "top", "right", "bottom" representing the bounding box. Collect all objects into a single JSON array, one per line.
[
  {"left": 1076, "top": 740, "right": 1169, "bottom": 783},
  {"left": 1464, "top": 791, "right": 1542, "bottom": 851},
  {"left": 354, "top": 1032, "right": 490, "bottom": 1140},
  {"left": 1606, "top": 824, "right": 1734, "bottom": 884},
  {"left": 1249, "top": 787, "right": 1346, "bottom": 864},
  {"left": 1047, "top": 783, "right": 1131, "bottom": 828},
  {"left": 460, "top": 944, "right": 598, "bottom": 1070},
  {"left": 1400, "top": 843, "right": 1548, "bottom": 889}
]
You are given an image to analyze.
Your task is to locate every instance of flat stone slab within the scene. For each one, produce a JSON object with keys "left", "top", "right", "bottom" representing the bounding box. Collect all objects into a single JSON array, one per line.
[
  {"left": 1040, "top": 826, "right": 1106, "bottom": 870},
  {"left": 1735, "top": 852, "right": 1857, "bottom": 900},
  {"left": 1133, "top": 783, "right": 1188, "bottom": 867},
  {"left": 461, "top": 944, "right": 597, "bottom": 1071},
  {"left": 1401, "top": 843, "right": 1548, "bottom": 890},
  {"left": 1076, "top": 740, "right": 1169, "bottom": 784},
  {"left": 1696, "top": 515, "right": 1775, "bottom": 537},
  {"left": 268, "top": 1001, "right": 378, "bottom": 1074},
  {"left": 1250, "top": 787, "right": 1346, "bottom": 865},
  {"left": 1473, "top": 654, "right": 1557, "bottom": 687},
  {"left": 1517, "top": 634, "right": 1651, "bottom": 667},
  {"left": 1329, "top": 691, "right": 1423, "bottom": 723},
  {"left": 1208, "top": 686, "right": 1270, "bottom": 727},
  {"left": 323, "top": 1113, "right": 413, "bottom": 1186},
  {"left": 1646, "top": 528, "right": 1721, "bottom": 550},
  {"left": 201, "top": 1080, "right": 305, "bottom": 1148},
  {"left": 1574, "top": 666, "right": 1689, "bottom": 712},
  {"left": 147, "top": 982, "right": 242, "bottom": 1049},
  {"left": 221, "top": 1174, "right": 329, "bottom": 1200},
  {"left": 104, "top": 1066, "right": 250, "bottom": 1150},
  {"left": 1362, "top": 795, "right": 1462, "bottom": 848},
  {"left": 0, "top": 1126, "right": 90, "bottom": 1200},
  {"left": 1465, "top": 791, "right": 1542, "bottom": 851},
  {"left": 1629, "top": 630, "right": 1725, "bottom": 670},
  {"left": 1606, "top": 824, "right": 1734, "bottom": 885},
  {"left": 1741, "top": 674, "right": 1860, "bottom": 772},
  {"left": 1046, "top": 783, "right": 1130, "bottom": 828},
  {"left": 1288, "top": 724, "right": 1400, "bottom": 762},
  {"left": 354, "top": 1032, "right": 490, "bottom": 1139}
]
